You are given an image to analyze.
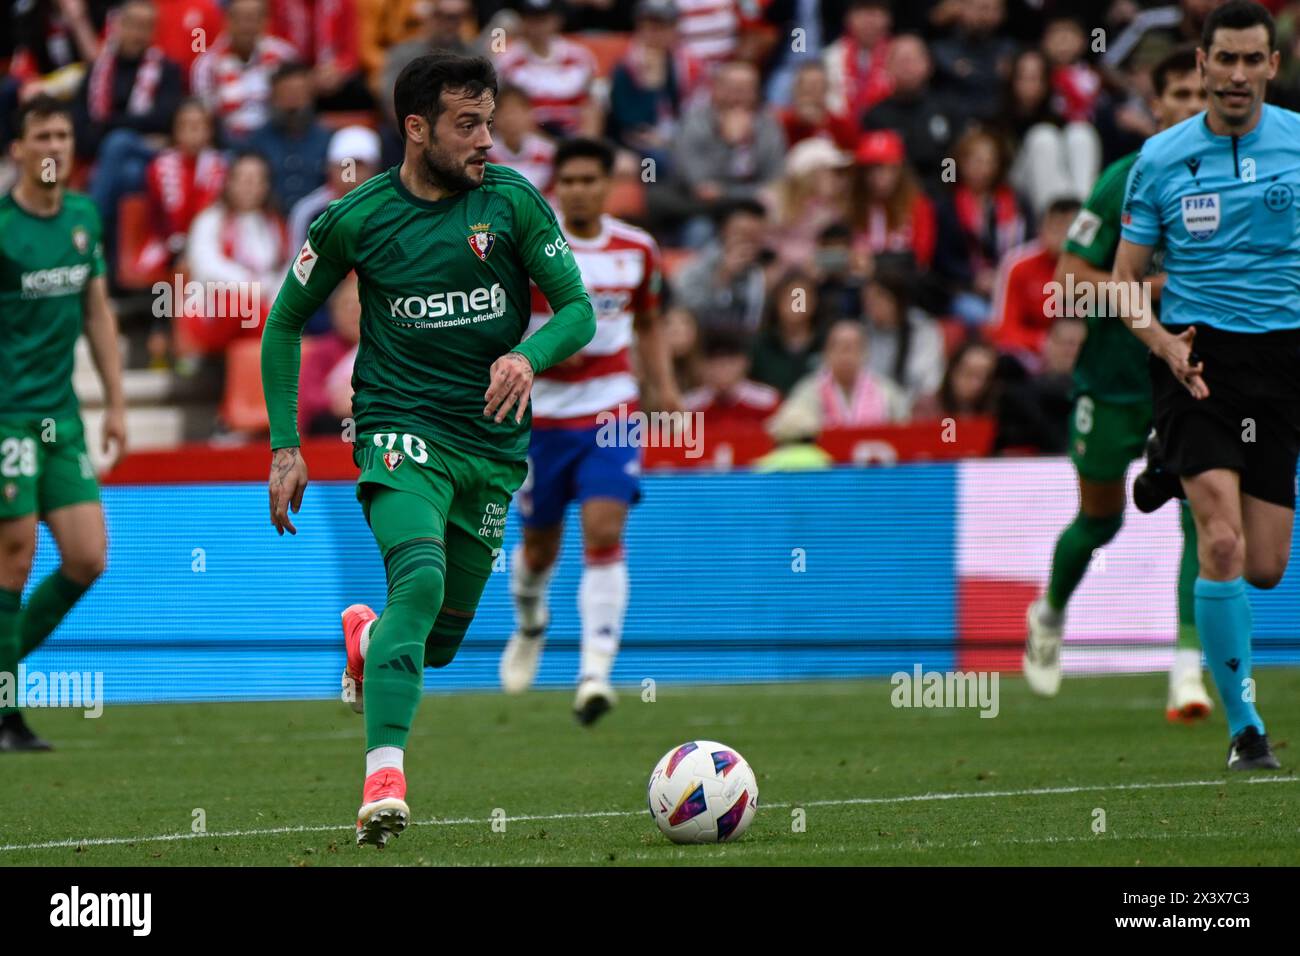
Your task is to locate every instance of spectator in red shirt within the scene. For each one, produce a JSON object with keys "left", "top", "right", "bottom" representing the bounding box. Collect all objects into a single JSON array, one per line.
[
  {"left": 989, "top": 196, "right": 1081, "bottom": 369},
  {"left": 153, "top": 0, "right": 225, "bottom": 82},
  {"left": 485, "top": 84, "right": 557, "bottom": 195},
  {"left": 778, "top": 61, "right": 859, "bottom": 150},
  {"left": 684, "top": 328, "right": 782, "bottom": 430},
  {"left": 140, "top": 98, "right": 228, "bottom": 276},
  {"left": 849, "top": 129, "right": 936, "bottom": 277},
  {"left": 822, "top": 0, "right": 893, "bottom": 122},
  {"left": 190, "top": 0, "right": 300, "bottom": 140},
  {"left": 933, "top": 126, "right": 1031, "bottom": 327},
  {"left": 494, "top": 0, "right": 599, "bottom": 139},
  {"left": 1043, "top": 14, "right": 1101, "bottom": 124},
  {"left": 269, "top": 0, "right": 372, "bottom": 110}
]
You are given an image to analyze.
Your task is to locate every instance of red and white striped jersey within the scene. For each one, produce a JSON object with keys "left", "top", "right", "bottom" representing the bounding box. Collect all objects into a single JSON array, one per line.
[
  {"left": 190, "top": 33, "right": 300, "bottom": 137},
  {"left": 486, "top": 132, "right": 556, "bottom": 195},
  {"left": 676, "top": 0, "right": 740, "bottom": 64},
  {"left": 495, "top": 37, "right": 596, "bottom": 138},
  {"left": 526, "top": 215, "right": 662, "bottom": 427}
]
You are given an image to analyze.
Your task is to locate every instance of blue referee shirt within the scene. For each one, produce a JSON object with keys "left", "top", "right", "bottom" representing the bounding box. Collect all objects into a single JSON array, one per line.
[{"left": 1121, "top": 103, "right": 1300, "bottom": 333}]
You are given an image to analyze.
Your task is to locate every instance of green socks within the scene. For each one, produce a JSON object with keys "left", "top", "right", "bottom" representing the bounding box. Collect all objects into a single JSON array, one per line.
[
  {"left": 364, "top": 538, "right": 446, "bottom": 751},
  {"left": 0, "top": 589, "right": 20, "bottom": 718},
  {"left": 20, "top": 570, "right": 90, "bottom": 657},
  {"left": 1176, "top": 501, "right": 1201, "bottom": 651},
  {"left": 1046, "top": 512, "right": 1124, "bottom": 612}
]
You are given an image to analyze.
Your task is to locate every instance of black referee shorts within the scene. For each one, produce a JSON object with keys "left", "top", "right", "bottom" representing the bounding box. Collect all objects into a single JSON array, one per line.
[{"left": 1150, "top": 323, "right": 1300, "bottom": 509}]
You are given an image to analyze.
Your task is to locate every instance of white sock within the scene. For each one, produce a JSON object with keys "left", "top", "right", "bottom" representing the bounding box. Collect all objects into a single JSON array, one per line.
[
  {"left": 1171, "top": 646, "right": 1203, "bottom": 683},
  {"left": 1037, "top": 596, "right": 1064, "bottom": 629},
  {"left": 511, "top": 543, "right": 553, "bottom": 634},
  {"left": 579, "top": 558, "right": 628, "bottom": 682},
  {"left": 366, "top": 746, "right": 404, "bottom": 776},
  {"left": 359, "top": 619, "right": 375, "bottom": 660}
]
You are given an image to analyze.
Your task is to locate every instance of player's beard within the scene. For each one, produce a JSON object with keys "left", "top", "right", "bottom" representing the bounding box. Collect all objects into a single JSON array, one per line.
[{"left": 418, "top": 139, "right": 483, "bottom": 194}]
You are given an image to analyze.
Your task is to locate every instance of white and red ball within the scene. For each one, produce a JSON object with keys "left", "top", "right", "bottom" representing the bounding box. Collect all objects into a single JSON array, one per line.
[{"left": 647, "top": 740, "right": 758, "bottom": 844}]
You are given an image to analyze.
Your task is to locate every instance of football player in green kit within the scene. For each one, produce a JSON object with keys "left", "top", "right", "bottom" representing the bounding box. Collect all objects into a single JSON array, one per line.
[
  {"left": 261, "top": 54, "right": 594, "bottom": 847},
  {"left": 1023, "top": 48, "right": 1212, "bottom": 720},
  {"left": 0, "top": 96, "right": 127, "bottom": 751}
]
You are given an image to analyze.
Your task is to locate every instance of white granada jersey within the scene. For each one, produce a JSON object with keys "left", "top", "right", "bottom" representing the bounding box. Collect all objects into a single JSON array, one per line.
[
  {"left": 526, "top": 214, "right": 662, "bottom": 427},
  {"left": 495, "top": 37, "right": 596, "bottom": 138}
]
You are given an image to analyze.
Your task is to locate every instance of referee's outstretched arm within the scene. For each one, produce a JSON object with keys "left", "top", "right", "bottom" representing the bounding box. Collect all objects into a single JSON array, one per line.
[{"left": 1113, "top": 238, "right": 1208, "bottom": 400}]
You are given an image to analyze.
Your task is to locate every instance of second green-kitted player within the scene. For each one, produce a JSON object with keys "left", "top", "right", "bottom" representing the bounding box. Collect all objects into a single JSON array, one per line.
[{"left": 1022, "top": 46, "right": 1212, "bottom": 721}]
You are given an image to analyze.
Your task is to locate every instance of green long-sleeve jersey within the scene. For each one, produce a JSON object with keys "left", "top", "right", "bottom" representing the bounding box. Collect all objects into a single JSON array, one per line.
[{"left": 261, "top": 163, "right": 595, "bottom": 461}]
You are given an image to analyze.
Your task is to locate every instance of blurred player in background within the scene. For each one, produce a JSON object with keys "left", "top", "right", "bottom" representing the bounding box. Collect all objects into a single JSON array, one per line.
[
  {"left": 1024, "top": 47, "right": 1213, "bottom": 721},
  {"left": 0, "top": 96, "right": 127, "bottom": 752},
  {"left": 499, "top": 137, "right": 681, "bottom": 725},
  {"left": 261, "top": 54, "right": 594, "bottom": 846},
  {"left": 1114, "top": 1, "right": 1298, "bottom": 771}
]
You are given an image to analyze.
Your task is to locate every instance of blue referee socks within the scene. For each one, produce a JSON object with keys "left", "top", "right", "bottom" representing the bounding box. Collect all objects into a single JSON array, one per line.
[{"left": 1194, "top": 577, "right": 1263, "bottom": 737}]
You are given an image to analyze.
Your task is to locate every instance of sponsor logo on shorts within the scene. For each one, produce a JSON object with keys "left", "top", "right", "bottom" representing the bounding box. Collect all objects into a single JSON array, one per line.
[
  {"left": 1181, "top": 193, "right": 1220, "bottom": 240},
  {"left": 2, "top": 482, "right": 16, "bottom": 502},
  {"left": 383, "top": 451, "right": 404, "bottom": 471}
]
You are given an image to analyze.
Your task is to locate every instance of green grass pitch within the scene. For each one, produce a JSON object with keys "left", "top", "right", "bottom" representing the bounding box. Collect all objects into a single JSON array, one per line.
[{"left": 1, "top": 671, "right": 1297, "bottom": 866}]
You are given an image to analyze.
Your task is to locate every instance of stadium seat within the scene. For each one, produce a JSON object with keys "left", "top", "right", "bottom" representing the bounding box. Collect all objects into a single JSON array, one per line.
[
  {"left": 220, "top": 336, "right": 321, "bottom": 434},
  {"left": 606, "top": 176, "right": 646, "bottom": 220},
  {"left": 566, "top": 32, "right": 630, "bottom": 78},
  {"left": 319, "top": 110, "right": 379, "bottom": 131},
  {"left": 659, "top": 247, "right": 694, "bottom": 281},
  {"left": 117, "top": 193, "right": 170, "bottom": 290}
]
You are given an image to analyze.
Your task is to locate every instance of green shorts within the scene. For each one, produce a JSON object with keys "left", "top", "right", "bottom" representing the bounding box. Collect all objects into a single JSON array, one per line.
[
  {"left": 0, "top": 417, "right": 100, "bottom": 520},
  {"left": 1068, "top": 395, "right": 1152, "bottom": 483},
  {"left": 354, "top": 429, "right": 527, "bottom": 562}
]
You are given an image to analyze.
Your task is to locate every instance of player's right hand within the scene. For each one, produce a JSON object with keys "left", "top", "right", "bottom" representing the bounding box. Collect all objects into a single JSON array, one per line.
[
  {"left": 269, "top": 446, "right": 309, "bottom": 536},
  {"left": 1160, "top": 327, "right": 1209, "bottom": 400}
]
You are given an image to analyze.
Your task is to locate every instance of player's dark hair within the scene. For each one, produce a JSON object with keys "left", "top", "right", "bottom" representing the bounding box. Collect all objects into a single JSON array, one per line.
[
  {"left": 222, "top": 149, "right": 277, "bottom": 212},
  {"left": 939, "top": 338, "right": 999, "bottom": 416},
  {"left": 13, "top": 94, "right": 73, "bottom": 138},
  {"left": 496, "top": 83, "right": 531, "bottom": 107},
  {"left": 701, "top": 327, "right": 749, "bottom": 359},
  {"left": 1045, "top": 197, "right": 1082, "bottom": 219},
  {"left": 393, "top": 53, "right": 498, "bottom": 140},
  {"left": 270, "top": 61, "right": 312, "bottom": 87},
  {"left": 818, "top": 222, "right": 853, "bottom": 245},
  {"left": 553, "top": 137, "right": 616, "bottom": 176},
  {"left": 1152, "top": 45, "right": 1199, "bottom": 97},
  {"left": 716, "top": 198, "right": 767, "bottom": 230},
  {"left": 867, "top": 270, "right": 916, "bottom": 388},
  {"left": 1202, "top": 0, "right": 1275, "bottom": 52}
]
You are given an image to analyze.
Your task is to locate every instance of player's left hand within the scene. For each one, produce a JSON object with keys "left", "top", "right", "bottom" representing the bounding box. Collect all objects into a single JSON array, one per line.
[
  {"left": 102, "top": 404, "right": 127, "bottom": 468},
  {"left": 1160, "top": 327, "right": 1209, "bottom": 400},
  {"left": 484, "top": 352, "right": 535, "bottom": 424}
]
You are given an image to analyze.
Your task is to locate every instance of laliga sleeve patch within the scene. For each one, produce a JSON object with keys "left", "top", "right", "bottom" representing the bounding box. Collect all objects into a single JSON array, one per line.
[
  {"left": 1067, "top": 209, "right": 1102, "bottom": 247},
  {"left": 293, "top": 239, "right": 318, "bottom": 285}
]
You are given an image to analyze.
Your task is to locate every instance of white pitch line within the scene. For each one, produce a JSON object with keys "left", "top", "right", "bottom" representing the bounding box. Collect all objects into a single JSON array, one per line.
[{"left": 0, "top": 775, "right": 1294, "bottom": 854}]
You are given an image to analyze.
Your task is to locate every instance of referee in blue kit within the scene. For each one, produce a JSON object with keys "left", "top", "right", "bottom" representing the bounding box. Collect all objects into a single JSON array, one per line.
[{"left": 1114, "top": 0, "right": 1298, "bottom": 771}]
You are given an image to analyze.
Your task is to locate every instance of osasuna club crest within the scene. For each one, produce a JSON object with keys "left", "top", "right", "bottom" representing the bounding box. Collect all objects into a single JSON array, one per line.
[
  {"left": 383, "top": 451, "right": 405, "bottom": 471},
  {"left": 467, "top": 222, "right": 496, "bottom": 261}
]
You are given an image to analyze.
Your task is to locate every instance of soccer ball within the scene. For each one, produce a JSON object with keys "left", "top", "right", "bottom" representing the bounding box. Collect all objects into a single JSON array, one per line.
[{"left": 646, "top": 740, "right": 758, "bottom": 844}]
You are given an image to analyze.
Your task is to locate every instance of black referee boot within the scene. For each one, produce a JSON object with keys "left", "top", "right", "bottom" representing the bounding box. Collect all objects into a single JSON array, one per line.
[
  {"left": 1227, "top": 726, "right": 1281, "bottom": 771},
  {"left": 1132, "top": 432, "right": 1186, "bottom": 514},
  {"left": 0, "top": 712, "right": 53, "bottom": 752}
]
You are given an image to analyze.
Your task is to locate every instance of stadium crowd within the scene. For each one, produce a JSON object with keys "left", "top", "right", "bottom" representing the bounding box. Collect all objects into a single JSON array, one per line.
[{"left": 5, "top": 0, "right": 1300, "bottom": 456}]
